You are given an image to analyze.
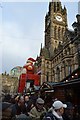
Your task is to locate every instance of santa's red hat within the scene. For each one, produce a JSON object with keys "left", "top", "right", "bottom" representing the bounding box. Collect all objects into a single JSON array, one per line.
[{"left": 27, "top": 58, "right": 36, "bottom": 63}]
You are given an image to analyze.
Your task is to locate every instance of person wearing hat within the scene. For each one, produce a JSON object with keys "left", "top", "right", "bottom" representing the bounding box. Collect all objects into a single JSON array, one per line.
[
  {"left": 28, "top": 98, "right": 47, "bottom": 120},
  {"left": 43, "top": 100, "right": 67, "bottom": 120}
]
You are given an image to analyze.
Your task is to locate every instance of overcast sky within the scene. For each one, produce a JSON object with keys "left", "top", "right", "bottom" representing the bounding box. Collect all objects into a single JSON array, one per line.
[{"left": 0, "top": 1, "right": 79, "bottom": 73}]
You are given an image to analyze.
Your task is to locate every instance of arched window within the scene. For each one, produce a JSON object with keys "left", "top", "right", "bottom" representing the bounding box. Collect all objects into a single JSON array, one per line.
[
  {"left": 68, "top": 66, "right": 71, "bottom": 74},
  {"left": 62, "top": 28, "right": 64, "bottom": 37},
  {"left": 63, "top": 61, "right": 66, "bottom": 77},
  {"left": 54, "top": 2, "right": 56, "bottom": 12},
  {"left": 67, "top": 60, "right": 72, "bottom": 74},
  {"left": 56, "top": 67, "right": 60, "bottom": 82},
  {"left": 58, "top": 27, "right": 60, "bottom": 40},
  {"left": 57, "top": 2, "right": 59, "bottom": 11},
  {"left": 53, "top": 69, "right": 55, "bottom": 81},
  {"left": 47, "top": 72, "right": 49, "bottom": 82},
  {"left": 54, "top": 26, "right": 57, "bottom": 39}
]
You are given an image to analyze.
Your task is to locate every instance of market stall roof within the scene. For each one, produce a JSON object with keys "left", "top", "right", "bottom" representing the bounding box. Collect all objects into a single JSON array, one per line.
[
  {"left": 40, "top": 77, "right": 80, "bottom": 91},
  {"left": 48, "top": 78, "right": 80, "bottom": 88}
]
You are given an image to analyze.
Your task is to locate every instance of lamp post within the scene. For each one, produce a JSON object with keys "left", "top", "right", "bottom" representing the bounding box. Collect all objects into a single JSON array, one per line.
[{"left": 72, "top": 14, "right": 80, "bottom": 67}]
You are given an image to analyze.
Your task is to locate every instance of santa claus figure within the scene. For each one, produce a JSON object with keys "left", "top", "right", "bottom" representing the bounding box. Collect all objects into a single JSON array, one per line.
[
  {"left": 23, "top": 58, "right": 36, "bottom": 74},
  {"left": 18, "top": 57, "right": 40, "bottom": 93}
]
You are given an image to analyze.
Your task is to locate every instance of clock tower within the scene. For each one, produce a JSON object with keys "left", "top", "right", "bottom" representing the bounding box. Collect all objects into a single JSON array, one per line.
[{"left": 45, "top": 0, "right": 67, "bottom": 58}]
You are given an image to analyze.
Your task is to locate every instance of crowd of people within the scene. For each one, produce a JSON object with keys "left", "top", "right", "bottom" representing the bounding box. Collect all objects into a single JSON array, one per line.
[{"left": 2, "top": 92, "right": 80, "bottom": 120}]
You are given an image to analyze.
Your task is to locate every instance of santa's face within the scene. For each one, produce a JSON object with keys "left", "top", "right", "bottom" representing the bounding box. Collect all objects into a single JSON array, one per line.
[
  {"left": 27, "top": 65, "right": 33, "bottom": 70},
  {"left": 25, "top": 61, "right": 33, "bottom": 70}
]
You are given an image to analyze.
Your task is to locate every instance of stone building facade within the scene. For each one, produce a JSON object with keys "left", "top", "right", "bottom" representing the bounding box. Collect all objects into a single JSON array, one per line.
[
  {"left": 36, "top": 1, "right": 80, "bottom": 85},
  {"left": 2, "top": 66, "right": 22, "bottom": 95},
  {"left": 2, "top": 72, "right": 19, "bottom": 95}
]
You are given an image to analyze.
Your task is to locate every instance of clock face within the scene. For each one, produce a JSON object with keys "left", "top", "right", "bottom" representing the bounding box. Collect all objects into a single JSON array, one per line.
[{"left": 55, "top": 15, "right": 62, "bottom": 22}]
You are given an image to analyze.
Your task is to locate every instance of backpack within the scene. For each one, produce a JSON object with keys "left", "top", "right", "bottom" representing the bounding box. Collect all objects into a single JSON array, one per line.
[{"left": 43, "top": 111, "right": 59, "bottom": 120}]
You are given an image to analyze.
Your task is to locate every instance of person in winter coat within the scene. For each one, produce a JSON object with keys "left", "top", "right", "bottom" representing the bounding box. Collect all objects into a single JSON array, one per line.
[
  {"left": 28, "top": 98, "right": 47, "bottom": 120},
  {"left": 11, "top": 96, "right": 27, "bottom": 117},
  {"left": 43, "top": 100, "right": 67, "bottom": 120}
]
